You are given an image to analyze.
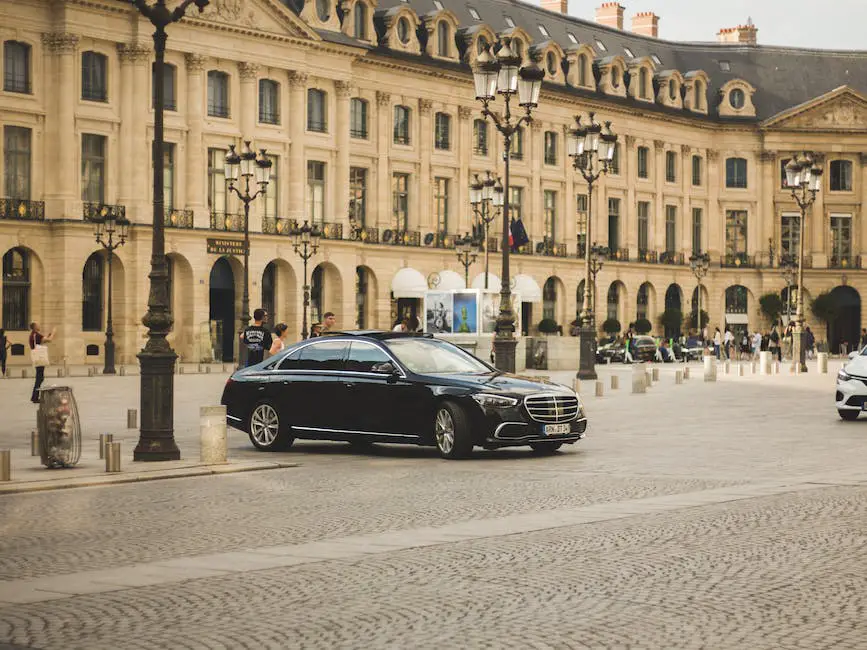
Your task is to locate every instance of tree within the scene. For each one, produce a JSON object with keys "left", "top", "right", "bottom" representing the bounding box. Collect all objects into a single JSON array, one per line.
[
  {"left": 811, "top": 292, "right": 837, "bottom": 341},
  {"left": 659, "top": 309, "right": 684, "bottom": 336},
  {"left": 602, "top": 318, "right": 622, "bottom": 335},
  {"left": 633, "top": 318, "right": 653, "bottom": 335},
  {"left": 759, "top": 292, "right": 784, "bottom": 326},
  {"left": 685, "top": 309, "right": 709, "bottom": 331}
]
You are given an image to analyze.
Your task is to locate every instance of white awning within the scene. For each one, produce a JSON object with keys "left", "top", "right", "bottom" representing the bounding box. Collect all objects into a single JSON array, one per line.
[
  {"left": 433, "top": 269, "right": 465, "bottom": 291},
  {"left": 725, "top": 313, "right": 749, "bottom": 325},
  {"left": 471, "top": 272, "right": 501, "bottom": 290},
  {"left": 391, "top": 267, "right": 427, "bottom": 298},
  {"left": 513, "top": 274, "right": 543, "bottom": 303}
]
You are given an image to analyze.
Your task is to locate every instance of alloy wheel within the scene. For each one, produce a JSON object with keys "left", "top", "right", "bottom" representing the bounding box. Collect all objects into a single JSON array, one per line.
[
  {"left": 250, "top": 404, "right": 280, "bottom": 447},
  {"left": 435, "top": 408, "right": 455, "bottom": 455}
]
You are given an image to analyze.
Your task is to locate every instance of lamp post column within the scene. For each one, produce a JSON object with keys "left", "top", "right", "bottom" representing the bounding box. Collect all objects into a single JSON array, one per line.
[{"left": 577, "top": 182, "right": 596, "bottom": 380}]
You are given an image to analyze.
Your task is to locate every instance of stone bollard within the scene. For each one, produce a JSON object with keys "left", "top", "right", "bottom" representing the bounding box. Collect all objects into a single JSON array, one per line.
[
  {"left": 200, "top": 405, "right": 228, "bottom": 464},
  {"left": 198, "top": 364, "right": 204, "bottom": 374},
  {"left": 724, "top": 360, "right": 731, "bottom": 375},
  {"left": 88, "top": 367, "right": 95, "bottom": 377},
  {"left": 675, "top": 369, "right": 684, "bottom": 385},
  {"left": 56, "top": 368, "right": 63, "bottom": 378},
  {"left": 21, "top": 368, "right": 27, "bottom": 379},
  {"left": 127, "top": 409, "right": 137, "bottom": 429},
  {"left": 100, "top": 433, "right": 113, "bottom": 460},
  {"left": 179, "top": 366, "right": 185, "bottom": 375},
  {"left": 222, "top": 364, "right": 228, "bottom": 374},
  {"left": 610, "top": 375, "right": 619, "bottom": 390},
  {"left": 773, "top": 362, "right": 780, "bottom": 375},
  {"left": 817, "top": 352, "right": 828, "bottom": 374},
  {"left": 738, "top": 363, "right": 745, "bottom": 377},
  {"left": 751, "top": 361, "right": 757, "bottom": 374},
  {"left": 572, "top": 378, "right": 581, "bottom": 394},
  {"left": 759, "top": 351, "right": 772, "bottom": 375},
  {"left": 683, "top": 366, "right": 690, "bottom": 380},
  {"left": 119, "top": 366, "right": 126, "bottom": 376},
  {"left": 645, "top": 369, "right": 653, "bottom": 388},
  {"left": 206, "top": 366, "right": 212, "bottom": 374},
  {"left": 652, "top": 368, "right": 660, "bottom": 382},
  {"left": 31, "top": 430, "right": 39, "bottom": 456},
  {"left": 105, "top": 442, "right": 121, "bottom": 473},
  {"left": 0, "top": 450, "right": 10, "bottom": 481},
  {"left": 703, "top": 355, "right": 717, "bottom": 382},
  {"left": 632, "top": 367, "right": 647, "bottom": 394}
]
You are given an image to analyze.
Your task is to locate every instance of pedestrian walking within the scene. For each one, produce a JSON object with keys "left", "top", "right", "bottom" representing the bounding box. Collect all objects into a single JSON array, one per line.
[
  {"left": 859, "top": 328, "right": 867, "bottom": 352},
  {"left": 713, "top": 328, "right": 722, "bottom": 360},
  {"left": 783, "top": 322, "right": 794, "bottom": 361},
  {"left": 752, "top": 330, "right": 762, "bottom": 360},
  {"left": 29, "top": 322, "right": 55, "bottom": 403},
  {"left": 805, "top": 326, "right": 816, "bottom": 360},
  {"left": 723, "top": 327, "right": 734, "bottom": 360},
  {"left": 240, "top": 308, "right": 273, "bottom": 367},
  {"left": 268, "top": 323, "right": 289, "bottom": 356},
  {"left": 0, "top": 329, "right": 8, "bottom": 378},
  {"left": 769, "top": 325, "right": 781, "bottom": 362}
]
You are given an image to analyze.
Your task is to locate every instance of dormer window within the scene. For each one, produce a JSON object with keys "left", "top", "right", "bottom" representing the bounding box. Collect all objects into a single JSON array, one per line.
[
  {"left": 651, "top": 54, "right": 662, "bottom": 65},
  {"left": 623, "top": 47, "right": 634, "bottom": 58},
  {"left": 720, "top": 61, "right": 731, "bottom": 72},
  {"left": 437, "top": 21, "right": 450, "bottom": 56},
  {"left": 567, "top": 32, "right": 578, "bottom": 44},
  {"left": 718, "top": 79, "right": 756, "bottom": 117},
  {"left": 639, "top": 68, "right": 649, "bottom": 98},
  {"left": 477, "top": 35, "right": 489, "bottom": 56},
  {"left": 729, "top": 88, "right": 745, "bottom": 109},
  {"left": 505, "top": 15, "right": 515, "bottom": 28},
  {"left": 397, "top": 17, "right": 411, "bottom": 44},
  {"left": 546, "top": 52, "right": 557, "bottom": 75},
  {"left": 596, "top": 40, "right": 607, "bottom": 52},
  {"left": 468, "top": 7, "right": 480, "bottom": 20},
  {"left": 611, "top": 66, "right": 621, "bottom": 88},
  {"left": 316, "top": 0, "right": 330, "bottom": 22},
  {"left": 668, "top": 79, "right": 677, "bottom": 101},
  {"left": 433, "top": 0, "right": 443, "bottom": 8},
  {"left": 354, "top": 3, "right": 367, "bottom": 39},
  {"left": 538, "top": 25, "right": 550, "bottom": 37}
]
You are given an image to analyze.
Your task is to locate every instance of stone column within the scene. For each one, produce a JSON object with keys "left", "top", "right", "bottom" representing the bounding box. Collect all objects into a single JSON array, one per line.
[
  {"left": 860, "top": 153, "right": 867, "bottom": 261},
  {"left": 760, "top": 151, "right": 776, "bottom": 263},
  {"left": 288, "top": 71, "right": 308, "bottom": 222},
  {"left": 563, "top": 124, "right": 576, "bottom": 254},
  {"left": 376, "top": 91, "right": 391, "bottom": 229},
  {"left": 706, "top": 150, "right": 721, "bottom": 258},
  {"left": 130, "top": 50, "right": 150, "bottom": 221},
  {"left": 624, "top": 135, "right": 638, "bottom": 257},
  {"left": 41, "top": 32, "right": 79, "bottom": 220},
  {"left": 117, "top": 43, "right": 151, "bottom": 223},
  {"left": 238, "top": 62, "right": 260, "bottom": 138},
  {"left": 812, "top": 159, "right": 827, "bottom": 266},
  {"left": 334, "top": 80, "right": 352, "bottom": 232},
  {"left": 681, "top": 144, "right": 693, "bottom": 254},
  {"left": 529, "top": 121, "right": 543, "bottom": 241},
  {"left": 418, "top": 99, "right": 432, "bottom": 231},
  {"left": 185, "top": 54, "right": 207, "bottom": 226},
  {"left": 652, "top": 139, "right": 665, "bottom": 251},
  {"left": 457, "top": 106, "right": 473, "bottom": 235}
]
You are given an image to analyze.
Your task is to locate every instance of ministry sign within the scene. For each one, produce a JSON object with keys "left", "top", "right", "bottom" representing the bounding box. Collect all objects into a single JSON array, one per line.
[{"left": 207, "top": 238, "right": 247, "bottom": 256}]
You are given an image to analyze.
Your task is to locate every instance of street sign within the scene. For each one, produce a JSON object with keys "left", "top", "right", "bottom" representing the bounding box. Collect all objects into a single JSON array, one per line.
[{"left": 207, "top": 238, "right": 247, "bottom": 255}]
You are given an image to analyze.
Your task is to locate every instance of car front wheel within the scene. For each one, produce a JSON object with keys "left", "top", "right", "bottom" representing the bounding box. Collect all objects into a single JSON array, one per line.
[
  {"left": 838, "top": 409, "right": 860, "bottom": 421},
  {"left": 434, "top": 401, "right": 473, "bottom": 459},
  {"left": 249, "top": 401, "right": 293, "bottom": 451}
]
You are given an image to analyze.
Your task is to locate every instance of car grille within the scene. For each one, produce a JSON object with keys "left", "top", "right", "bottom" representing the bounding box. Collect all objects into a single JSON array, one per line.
[{"left": 524, "top": 394, "right": 580, "bottom": 423}]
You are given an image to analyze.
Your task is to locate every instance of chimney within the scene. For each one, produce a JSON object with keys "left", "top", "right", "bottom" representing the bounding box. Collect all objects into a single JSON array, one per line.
[
  {"left": 717, "top": 18, "right": 757, "bottom": 44},
  {"left": 631, "top": 12, "right": 659, "bottom": 38},
  {"left": 596, "top": 3, "right": 625, "bottom": 30},
  {"left": 541, "top": 0, "right": 568, "bottom": 14}
]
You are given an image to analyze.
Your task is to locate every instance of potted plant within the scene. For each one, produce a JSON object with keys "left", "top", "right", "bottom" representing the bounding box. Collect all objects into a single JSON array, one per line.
[
  {"left": 633, "top": 318, "right": 652, "bottom": 335},
  {"left": 685, "top": 309, "right": 709, "bottom": 331},
  {"left": 537, "top": 318, "right": 560, "bottom": 335},
  {"left": 759, "top": 292, "right": 784, "bottom": 326},
  {"left": 659, "top": 308, "right": 683, "bottom": 337},
  {"left": 602, "top": 318, "right": 622, "bottom": 336}
]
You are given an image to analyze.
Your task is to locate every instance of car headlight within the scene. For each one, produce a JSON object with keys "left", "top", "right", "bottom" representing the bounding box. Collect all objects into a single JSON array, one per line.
[
  {"left": 472, "top": 394, "right": 518, "bottom": 408},
  {"left": 838, "top": 369, "right": 852, "bottom": 383}
]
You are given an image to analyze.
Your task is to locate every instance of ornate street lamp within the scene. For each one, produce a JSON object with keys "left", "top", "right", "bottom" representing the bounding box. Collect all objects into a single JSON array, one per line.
[
  {"left": 568, "top": 113, "right": 618, "bottom": 380},
  {"left": 455, "top": 232, "right": 480, "bottom": 288},
  {"left": 93, "top": 208, "right": 130, "bottom": 375},
  {"left": 131, "top": 0, "right": 209, "bottom": 462},
  {"left": 785, "top": 153, "right": 823, "bottom": 372},
  {"left": 469, "top": 171, "right": 503, "bottom": 289},
  {"left": 225, "top": 141, "right": 271, "bottom": 367},
  {"left": 587, "top": 244, "right": 609, "bottom": 318},
  {"left": 290, "top": 220, "right": 322, "bottom": 340},
  {"left": 689, "top": 252, "right": 711, "bottom": 338},
  {"left": 473, "top": 39, "right": 544, "bottom": 373},
  {"left": 779, "top": 253, "right": 797, "bottom": 326}
]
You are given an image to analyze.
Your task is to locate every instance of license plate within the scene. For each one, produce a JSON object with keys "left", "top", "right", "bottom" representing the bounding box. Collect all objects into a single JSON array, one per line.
[{"left": 544, "top": 423, "right": 571, "bottom": 435}]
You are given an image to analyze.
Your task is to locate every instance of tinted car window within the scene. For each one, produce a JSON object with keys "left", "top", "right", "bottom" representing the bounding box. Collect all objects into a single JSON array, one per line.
[
  {"left": 277, "top": 348, "right": 302, "bottom": 370},
  {"left": 346, "top": 342, "right": 392, "bottom": 372},
  {"left": 279, "top": 341, "right": 347, "bottom": 371},
  {"left": 387, "top": 338, "right": 491, "bottom": 374}
]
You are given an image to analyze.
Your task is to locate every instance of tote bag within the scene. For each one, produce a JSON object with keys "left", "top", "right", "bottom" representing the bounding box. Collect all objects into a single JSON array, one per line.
[{"left": 31, "top": 344, "right": 49, "bottom": 368}]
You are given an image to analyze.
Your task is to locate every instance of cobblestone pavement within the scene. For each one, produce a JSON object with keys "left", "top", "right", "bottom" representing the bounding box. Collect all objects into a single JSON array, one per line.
[{"left": 1, "top": 360, "right": 866, "bottom": 648}]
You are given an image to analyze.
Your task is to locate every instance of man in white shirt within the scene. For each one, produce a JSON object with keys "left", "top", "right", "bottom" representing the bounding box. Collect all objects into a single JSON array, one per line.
[
  {"left": 723, "top": 328, "right": 734, "bottom": 360},
  {"left": 752, "top": 331, "right": 762, "bottom": 360}
]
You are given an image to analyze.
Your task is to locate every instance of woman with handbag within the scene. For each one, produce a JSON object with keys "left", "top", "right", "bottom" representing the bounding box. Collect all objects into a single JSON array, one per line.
[{"left": 29, "top": 322, "right": 55, "bottom": 404}]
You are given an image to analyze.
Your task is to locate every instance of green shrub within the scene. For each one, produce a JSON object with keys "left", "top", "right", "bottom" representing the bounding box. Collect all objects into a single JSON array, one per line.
[
  {"left": 633, "top": 318, "right": 652, "bottom": 334},
  {"left": 537, "top": 318, "right": 559, "bottom": 334},
  {"left": 602, "top": 318, "right": 622, "bottom": 335}
]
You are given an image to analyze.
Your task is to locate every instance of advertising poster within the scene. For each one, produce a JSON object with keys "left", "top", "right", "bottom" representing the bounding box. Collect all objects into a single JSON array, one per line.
[
  {"left": 481, "top": 293, "right": 521, "bottom": 336},
  {"left": 425, "top": 292, "right": 454, "bottom": 334},
  {"left": 452, "top": 292, "right": 478, "bottom": 334}
]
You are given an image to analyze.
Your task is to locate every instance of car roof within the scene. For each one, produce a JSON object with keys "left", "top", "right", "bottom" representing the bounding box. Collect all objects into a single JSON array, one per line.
[{"left": 320, "top": 330, "right": 434, "bottom": 340}]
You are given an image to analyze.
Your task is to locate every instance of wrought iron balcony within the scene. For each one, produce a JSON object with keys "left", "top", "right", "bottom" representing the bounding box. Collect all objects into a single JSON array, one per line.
[
  {"left": 428, "top": 232, "right": 456, "bottom": 249},
  {"left": 514, "top": 239, "right": 534, "bottom": 255},
  {"left": 538, "top": 239, "right": 567, "bottom": 257},
  {"left": 83, "top": 202, "right": 126, "bottom": 222},
  {"left": 261, "top": 216, "right": 298, "bottom": 236},
  {"left": 210, "top": 211, "right": 245, "bottom": 233},
  {"left": 383, "top": 229, "right": 421, "bottom": 246},
  {"left": 164, "top": 208, "right": 193, "bottom": 229},
  {"left": 829, "top": 255, "right": 862, "bottom": 269},
  {"left": 1, "top": 198, "right": 44, "bottom": 221},
  {"left": 637, "top": 249, "right": 657, "bottom": 264},
  {"left": 721, "top": 253, "right": 757, "bottom": 268},
  {"left": 349, "top": 225, "right": 380, "bottom": 244},
  {"left": 610, "top": 248, "right": 630, "bottom": 262},
  {"left": 659, "top": 251, "right": 685, "bottom": 265},
  {"left": 319, "top": 222, "right": 343, "bottom": 240}
]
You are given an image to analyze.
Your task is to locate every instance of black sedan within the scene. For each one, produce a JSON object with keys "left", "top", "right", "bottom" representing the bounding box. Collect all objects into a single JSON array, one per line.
[{"left": 221, "top": 331, "right": 587, "bottom": 459}]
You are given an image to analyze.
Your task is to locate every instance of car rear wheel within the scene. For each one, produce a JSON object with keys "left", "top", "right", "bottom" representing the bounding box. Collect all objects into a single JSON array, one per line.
[
  {"left": 249, "top": 401, "right": 293, "bottom": 451},
  {"left": 530, "top": 442, "right": 563, "bottom": 454},
  {"left": 838, "top": 409, "right": 860, "bottom": 421},
  {"left": 435, "top": 401, "right": 473, "bottom": 459}
]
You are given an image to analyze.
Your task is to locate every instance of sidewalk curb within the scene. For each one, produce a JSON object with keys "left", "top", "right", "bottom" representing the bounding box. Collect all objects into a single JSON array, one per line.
[{"left": 0, "top": 461, "right": 299, "bottom": 495}]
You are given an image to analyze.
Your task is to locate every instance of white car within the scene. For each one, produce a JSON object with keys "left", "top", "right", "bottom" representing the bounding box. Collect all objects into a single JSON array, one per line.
[{"left": 836, "top": 348, "right": 867, "bottom": 420}]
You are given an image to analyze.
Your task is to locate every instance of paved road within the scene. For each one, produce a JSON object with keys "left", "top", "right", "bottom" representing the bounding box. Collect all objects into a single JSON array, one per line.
[{"left": 1, "top": 362, "right": 866, "bottom": 648}]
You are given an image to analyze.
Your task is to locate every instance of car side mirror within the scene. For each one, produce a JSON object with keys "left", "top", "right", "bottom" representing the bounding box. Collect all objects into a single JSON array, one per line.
[
  {"left": 372, "top": 361, "right": 398, "bottom": 376},
  {"left": 849, "top": 351, "right": 858, "bottom": 360}
]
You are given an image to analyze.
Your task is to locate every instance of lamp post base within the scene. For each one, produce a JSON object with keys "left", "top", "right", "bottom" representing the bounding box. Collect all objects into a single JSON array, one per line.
[
  {"left": 103, "top": 339, "right": 116, "bottom": 375},
  {"left": 492, "top": 336, "right": 517, "bottom": 374},
  {"left": 577, "top": 325, "right": 597, "bottom": 380},
  {"left": 134, "top": 348, "right": 181, "bottom": 461},
  {"left": 791, "top": 330, "right": 808, "bottom": 374}
]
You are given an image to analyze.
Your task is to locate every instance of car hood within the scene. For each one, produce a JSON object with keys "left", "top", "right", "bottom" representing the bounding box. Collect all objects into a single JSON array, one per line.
[
  {"left": 420, "top": 372, "right": 573, "bottom": 396},
  {"left": 844, "top": 355, "right": 867, "bottom": 377}
]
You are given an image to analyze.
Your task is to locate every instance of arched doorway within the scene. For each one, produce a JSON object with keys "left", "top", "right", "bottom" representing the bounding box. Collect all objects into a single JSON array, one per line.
[
  {"left": 664, "top": 284, "right": 683, "bottom": 339},
  {"left": 690, "top": 285, "right": 710, "bottom": 331},
  {"left": 2, "top": 247, "right": 32, "bottom": 330},
  {"left": 166, "top": 253, "right": 194, "bottom": 360},
  {"left": 262, "top": 261, "right": 277, "bottom": 326},
  {"left": 209, "top": 258, "right": 235, "bottom": 362},
  {"left": 542, "top": 276, "right": 564, "bottom": 326},
  {"left": 636, "top": 282, "right": 655, "bottom": 329},
  {"left": 606, "top": 281, "right": 626, "bottom": 333},
  {"left": 356, "top": 266, "right": 378, "bottom": 330},
  {"left": 828, "top": 286, "right": 861, "bottom": 354},
  {"left": 725, "top": 284, "right": 749, "bottom": 339},
  {"left": 311, "top": 262, "right": 343, "bottom": 329}
]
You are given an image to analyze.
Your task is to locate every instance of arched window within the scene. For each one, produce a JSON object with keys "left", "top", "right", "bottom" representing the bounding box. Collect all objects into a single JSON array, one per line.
[
  {"left": 82, "top": 252, "right": 104, "bottom": 331},
  {"left": 437, "top": 21, "right": 450, "bottom": 57},
  {"left": 668, "top": 79, "right": 677, "bottom": 101},
  {"left": 664, "top": 284, "right": 682, "bottom": 311},
  {"left": 307, "top": 89, "right": 327, "bottom": 132},
  {"left": 354, "top": 2, "right": 367, "bottom": 39},
  {"left": 397, "top": 17, "right": 410, "bottom": 44},
  {"left": 637, "top": 283, "right": 650, "bottom": 320},
  {"left": 262, "top": 262, "right": 276, "bottom": 326},
  {"left": 316, "top": 0, "right": 330, "bottom": 22},
  {"left": 2, "top": 248, "right": 30, "bottom": 330},
  {"left": 729, "top": 88, "right": 745, "bottom": 109},
  {"left": 477, "top": 35, "right": 489, "bottom": 57},
  {"left": 639, "top": 68, "right": 648, "bottom": 98},
  {"left": 725, "top": 285, "right": 748, "bottom": 314},
  {"left": 543, "top": 278, "right": 557, "bottom": 321},
  {"left": 607, "top": 283, "right": 619, "bottom": 322},
  {"left": 610, "top": 65, "right": 621, "bottom": 88},
  {"left": 546, "top": 51, "right": 557, "bottom": 76},
  {"left": 694, "top": 80, "right": 704, "bottom": 109},
  {"left": 577, "top": 54, "right": 587, "bottom": 86}
]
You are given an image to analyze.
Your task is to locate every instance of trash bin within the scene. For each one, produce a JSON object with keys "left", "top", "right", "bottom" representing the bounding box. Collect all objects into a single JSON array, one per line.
[{"left": 37, "top": 385, "right": 82, "bottom": 468}]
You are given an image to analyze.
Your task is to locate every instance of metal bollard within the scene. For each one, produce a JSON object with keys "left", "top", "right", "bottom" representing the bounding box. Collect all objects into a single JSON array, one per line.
[
  {"left": 595, "top": 381, "right": 604, "bottom": 397},
  {"left": 0, "top": 450, "right": 10, "bottom": 481},
  {"left": 105, "top": 442, "right": 121, "bottom": 473},
  {"left": 127, "top": 409, "right": 137, "bottom": 429},
  {"left": 610, "top": 375, "right": 619, "bottom": 390},
  {"left": 100, "top": 433, "right": 113, "bottom": 460},
  {"left": 31, "top": 430, "right": 39, "bottom": 456},
  {"left": 683, "top": 366, "right": 690, "bottom": 379},
  {"left": 651, "top": 368, "right": 659, "bottom": 382},
  {"left": 200, "top": 405, "right": 228, "bottom": 464},
  {"left": 222, "top": 363, "right": 227, "bottom": 374}
]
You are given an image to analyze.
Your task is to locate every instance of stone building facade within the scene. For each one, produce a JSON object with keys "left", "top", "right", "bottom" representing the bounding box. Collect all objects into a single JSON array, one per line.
[{"left": 1, "top": 0, "right": 866, "bottom": 366}]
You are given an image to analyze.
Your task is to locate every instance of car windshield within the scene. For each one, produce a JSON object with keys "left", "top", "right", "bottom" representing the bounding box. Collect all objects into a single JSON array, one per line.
[{"left": 387, "top": 338, "right": 492, "bottom": 374}]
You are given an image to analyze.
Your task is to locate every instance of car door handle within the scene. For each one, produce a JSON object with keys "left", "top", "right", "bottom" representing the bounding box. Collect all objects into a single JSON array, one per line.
[{"left": 343, "top": 382, "right": 356, "bottom": 389}]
